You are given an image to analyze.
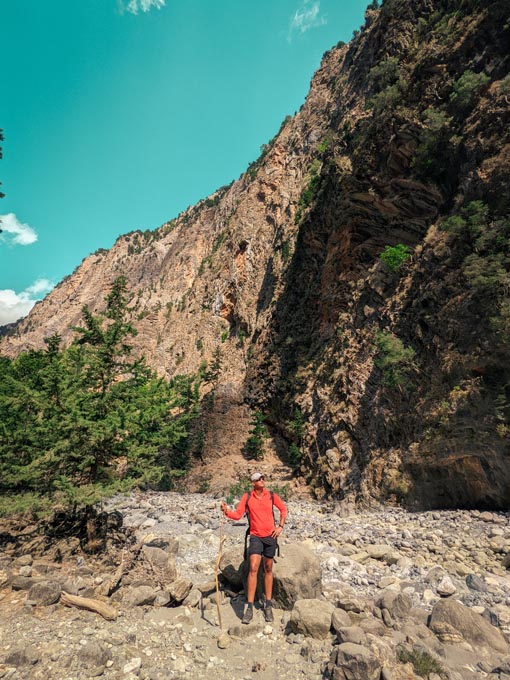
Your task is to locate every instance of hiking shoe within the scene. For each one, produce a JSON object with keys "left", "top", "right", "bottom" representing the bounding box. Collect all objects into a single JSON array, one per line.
[
  {"left": 242, "top": 606, "right": 253, "bottom": 624},
  {"left": 263, "top": 604, "right": 274, "bottom": 623}
]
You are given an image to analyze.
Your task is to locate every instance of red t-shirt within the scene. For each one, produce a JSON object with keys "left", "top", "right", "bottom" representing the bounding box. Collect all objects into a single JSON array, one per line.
[{"left": 226, "top": 488, "right": 287, "bottom": 537}]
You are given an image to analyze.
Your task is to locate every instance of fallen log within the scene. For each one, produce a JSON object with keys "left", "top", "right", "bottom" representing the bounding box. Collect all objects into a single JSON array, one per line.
[{"left": 60, "top": 591, "right": 117, "bottom": 621}]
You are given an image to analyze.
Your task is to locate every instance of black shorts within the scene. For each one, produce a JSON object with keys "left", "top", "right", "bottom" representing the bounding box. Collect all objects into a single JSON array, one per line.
[{"left": 248, "top": 535, "right": 277, "bottom": 558}]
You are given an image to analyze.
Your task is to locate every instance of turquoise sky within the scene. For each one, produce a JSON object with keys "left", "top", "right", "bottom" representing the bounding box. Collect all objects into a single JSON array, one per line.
[{"left": 0, "top": 0, "right": 369, "bottom": 324}]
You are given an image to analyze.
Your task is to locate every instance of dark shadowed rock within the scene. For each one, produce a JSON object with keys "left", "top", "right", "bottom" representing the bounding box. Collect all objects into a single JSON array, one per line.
[
  {"left": 466, "top": 574, "right": 488, "bottom": 593},
  {"left": 11, "top": 575, "right": 36, "bottom": 591},
  {"left": 5, "top": 644, "right": 39, "bottom": 666},
  {"left": 219, "top": 546, "right": 244, "bottom": 589},
  {"left": 28, "top": 580, "right": 62, "bottom": 606}
]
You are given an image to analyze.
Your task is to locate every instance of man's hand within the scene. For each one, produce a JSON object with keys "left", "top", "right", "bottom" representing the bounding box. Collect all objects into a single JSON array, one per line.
[
  {"left": 271, "top": 526, "right": 283, "bottom": 538},
  {"left": 220, "top": 501, "right": 228, "bottom": 515}
]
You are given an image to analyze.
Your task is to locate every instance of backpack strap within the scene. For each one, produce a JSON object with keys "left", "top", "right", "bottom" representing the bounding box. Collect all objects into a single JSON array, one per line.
[
  {"left": 243, "top": 493, "right": 251, "bottom": 561},
  {"left": 271, "top": 492, "right": 281, "bottom": 559}
]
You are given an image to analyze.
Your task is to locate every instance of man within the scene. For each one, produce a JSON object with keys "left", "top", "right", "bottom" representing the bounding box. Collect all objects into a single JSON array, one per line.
[{"left": 221, "top": 472, "right": 287, "bottom": 624}]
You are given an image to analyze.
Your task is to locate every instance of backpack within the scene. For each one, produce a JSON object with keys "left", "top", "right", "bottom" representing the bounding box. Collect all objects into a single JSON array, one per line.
[{"left": 242, "top": 491, "right": 280, "bottom": 561}]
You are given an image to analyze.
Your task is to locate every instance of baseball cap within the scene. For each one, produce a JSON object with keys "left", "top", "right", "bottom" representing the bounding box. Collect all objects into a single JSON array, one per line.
[{"left": 251, "top": 472, "right": 264, "bottom": 482}]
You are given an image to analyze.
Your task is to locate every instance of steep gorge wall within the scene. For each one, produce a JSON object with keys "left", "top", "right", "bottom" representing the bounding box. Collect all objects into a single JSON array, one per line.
[{"left": 2, "top": 0, "right": 510, "bottom": 508}]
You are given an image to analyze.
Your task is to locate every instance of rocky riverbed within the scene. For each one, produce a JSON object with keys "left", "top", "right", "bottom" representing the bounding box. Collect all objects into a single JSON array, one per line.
[{"left": 1, "top": 491, "right": 510, "bottom": 680}]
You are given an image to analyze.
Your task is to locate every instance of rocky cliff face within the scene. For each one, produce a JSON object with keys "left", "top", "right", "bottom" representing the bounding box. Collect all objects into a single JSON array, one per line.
[{"left": 2, "top": 0, "right": 510, "bottom": 508}]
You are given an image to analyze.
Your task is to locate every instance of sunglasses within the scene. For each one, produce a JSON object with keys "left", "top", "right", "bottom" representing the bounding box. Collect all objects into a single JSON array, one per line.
[{"left": 253, "top": 476, "right": 264, "bottom": 481}]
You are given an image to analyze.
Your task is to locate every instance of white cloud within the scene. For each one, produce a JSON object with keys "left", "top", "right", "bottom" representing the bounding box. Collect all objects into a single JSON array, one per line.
[
  {"left": 0, "top": 213, "right": 38, "bottom": 246},
  {"left": 119, "top": 0, "right": 166, "bottom": 15},
  {"left": 0, "top": 278, "right": 54, "bottom": 326},
  {"left": 288, "top": 0, "right": 327, "bottom": 42}
]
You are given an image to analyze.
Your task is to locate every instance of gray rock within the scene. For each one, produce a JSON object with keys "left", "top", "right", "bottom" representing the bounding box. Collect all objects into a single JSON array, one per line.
[
  {"left": 336, "top": 595, "right": 364, "bottom": 613},
  {"left": 124, "top": 585, "right": 158, "bottom": 606},
  {"left": 365, "top": 544, "right": 393, "bottom": 560},
  {"left": 336, "top": 626, "right": 367, "bottom": 646},
  {"left": 375, "top": 590, "right": 412, "bottom": 620},
  {"left": 141, "top": 546, "right": 177, "bottom": 584},
  {"left": 167, "top": 577, "right": 193, "bottom": 604},
  {"left": 290, "top": 599, "right": 334, "bottom": 639},
  {"left": 437, "top": 575, "right": 456, "bottom": 597},
  {"left": 380, "top": 669, "right": 394, "bottom": 680},
  {"left": 466, "top": 574, "right": 488, "bottom": 593},
  {"left": 28, "top": 580, "right": 61, "bottom": 606},
  {"left": 182, "top": 586, "right": 202, "bottom": 608},
  {"left": 154, "top": 590, "right": 171, "bottom": 607},
  {"left": 217, "top": 633, "right": 231, "bottom": 649},
  {"left": 331, "top": 608, "right": 351, "bottom": 633},
  {"left": 78, "top": 641, "right": 111, "bottom": 667},
  {"left": 61, "top": 576, "right": 90, "bottom": 596},
  {"left": 142, "top": 533, "right": 179, "bottom": 555},
  {"left": 430, "top": 598, "right": 509, "bottom": 654},
  {"left": 10, "top": 575, "right": 35, "bottom": 591},
  {"left": 328, "top": 642, "right": 381, "bottom": 680},
  {"left": 14, "top": 555, "right": 33, "bottom": 567}
]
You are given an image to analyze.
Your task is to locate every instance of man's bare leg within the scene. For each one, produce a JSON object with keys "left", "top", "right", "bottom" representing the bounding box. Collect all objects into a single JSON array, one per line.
[
  {"left": 263, "top": 557, "right": 275, "bottom": 622},
  {"left": 247, "top": 554, "right": 261, "bottom": 602},
  {"left": 263, "top": 557, "right": 273, "bottom": 601}
]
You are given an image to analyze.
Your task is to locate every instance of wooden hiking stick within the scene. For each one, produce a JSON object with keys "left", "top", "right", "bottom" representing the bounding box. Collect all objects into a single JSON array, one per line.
[{"left": 215, "top": 513, "right": 226, "bottom": 630}]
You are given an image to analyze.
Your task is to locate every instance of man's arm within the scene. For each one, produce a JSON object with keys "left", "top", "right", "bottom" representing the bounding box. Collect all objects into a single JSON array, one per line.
[
  {"left": 272, "top": 493, "right": 287, "bottom": 536},
  {"left": 221, "top": 493, "right": 248, "bottom": 521}
]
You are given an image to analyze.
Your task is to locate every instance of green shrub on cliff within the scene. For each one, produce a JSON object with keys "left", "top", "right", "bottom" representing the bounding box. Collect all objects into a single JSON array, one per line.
[
  {"left": 450, "top": 69, "right": 489, "bottom": 110},
  {"left": 380, "top": 244, "right": 411, "bottom": 271},
  {"left": 368, "top": 57, "right": 400, "bottom": 93},
  {"left": 375, "top": 331, "right": 416, "bottom": 389}
]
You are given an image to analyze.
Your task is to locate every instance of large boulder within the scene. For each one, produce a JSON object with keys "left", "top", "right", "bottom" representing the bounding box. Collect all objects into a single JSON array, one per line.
[
  {"left": 429, "top": 598, "right": 508, "bottom": 654},
  {"left": 289, "top": 598, "right": 334, "bottom": 639},
  {"left": 220, "top": 542, "right": 322, "bottom": 610},
  {"left": 268, "top": 543, "right": 322, "bottom": 610}
]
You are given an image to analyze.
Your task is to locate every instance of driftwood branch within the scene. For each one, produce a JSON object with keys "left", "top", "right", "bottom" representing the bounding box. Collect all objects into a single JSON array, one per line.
[{"left": 60, "top": 591, "right": 117, "bottom": 621}]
